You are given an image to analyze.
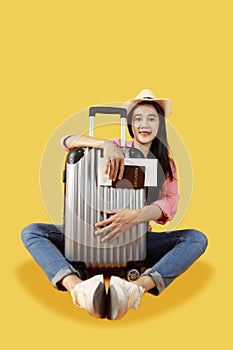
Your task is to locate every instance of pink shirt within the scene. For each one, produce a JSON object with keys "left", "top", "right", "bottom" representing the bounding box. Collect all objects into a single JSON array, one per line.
[{"left": 61, "top": 135, "right": 179, "bottom": 225}]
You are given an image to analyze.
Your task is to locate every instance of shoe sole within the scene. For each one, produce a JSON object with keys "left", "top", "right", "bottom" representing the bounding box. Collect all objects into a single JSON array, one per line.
[
  {"left": 107, "top": 285, "right": 121, "bottom": 320},
  {"left": 92, "top": 282, "right": 107, "bottom": 319}
]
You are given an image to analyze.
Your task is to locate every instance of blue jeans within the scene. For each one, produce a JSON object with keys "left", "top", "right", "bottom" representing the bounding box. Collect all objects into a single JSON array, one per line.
[{"left": 21, "top": 223, "right": 208, "bottom": 295}]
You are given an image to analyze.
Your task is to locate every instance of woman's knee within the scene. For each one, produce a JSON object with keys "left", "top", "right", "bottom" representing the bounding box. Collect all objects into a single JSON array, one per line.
[
  {"left": 187, "top": 229, "right": 208, "bottom": 254},
  {"left": 21, "top": 223, "right": 45, "bottom": 247}
]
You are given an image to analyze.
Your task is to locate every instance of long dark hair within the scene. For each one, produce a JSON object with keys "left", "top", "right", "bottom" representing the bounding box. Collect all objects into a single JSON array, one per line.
[{"left": 127, "top": 101, "right": 173, "bottom": 182}]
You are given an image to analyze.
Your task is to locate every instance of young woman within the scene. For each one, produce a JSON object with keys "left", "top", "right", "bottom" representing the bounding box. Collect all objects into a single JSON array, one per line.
[{"left": 21, "top": 89, "right": 208, "bottom": 320}]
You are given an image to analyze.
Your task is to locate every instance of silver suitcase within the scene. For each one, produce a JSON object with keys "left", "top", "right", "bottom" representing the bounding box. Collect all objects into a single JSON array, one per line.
[{"left": 63, "top": 107, "right": 157, "bottom": 280}]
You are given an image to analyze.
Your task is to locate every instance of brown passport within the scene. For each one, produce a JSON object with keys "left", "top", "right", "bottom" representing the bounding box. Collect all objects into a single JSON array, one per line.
[{"left": 112, "top": 165, "right": 145, "bottom": 189}]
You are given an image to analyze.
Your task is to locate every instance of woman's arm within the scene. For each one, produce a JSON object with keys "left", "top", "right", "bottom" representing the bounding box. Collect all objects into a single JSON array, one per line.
[
  {"left": 65, "top": 134, "right": 106, "bottom": 150},
  {"left": 95, "top": 205, "right": 162, "bottom": 243},
  {"left": 134, "top": 205, "right": 163, "bottom": 224},
  {"left": 152, "top": 159, "right": 179, "bottom": 224},
  {"left": 95, "top": 159, "right": 179, "bottom": 242},
  {"left": 61, "top": 134, "right": 125, "bottom": 181}
]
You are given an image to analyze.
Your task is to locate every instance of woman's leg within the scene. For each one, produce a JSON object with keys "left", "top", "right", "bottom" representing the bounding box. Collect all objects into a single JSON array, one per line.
[
  {"left": 139, "top": 229, "right": 208, "bottom": 295},
  {"left": 21, "top": 223, "right": 107, "bottom": 318},
  {"left": 21, "top": 223, "right": 83, "bottom": 290}
]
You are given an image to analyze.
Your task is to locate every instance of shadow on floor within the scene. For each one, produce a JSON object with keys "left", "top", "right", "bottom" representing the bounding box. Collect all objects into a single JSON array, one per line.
[{"left": 15, "top": 259, "right": 214, "bottom": 324}]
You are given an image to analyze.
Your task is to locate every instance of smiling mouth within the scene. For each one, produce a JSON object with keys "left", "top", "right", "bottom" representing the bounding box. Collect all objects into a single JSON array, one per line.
[{"left": 139, "top": 131, "right": 151, "bottom": 136}]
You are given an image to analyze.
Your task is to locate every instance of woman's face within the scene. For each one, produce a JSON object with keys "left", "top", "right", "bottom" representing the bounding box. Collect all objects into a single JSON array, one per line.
[{"left": 131, "top": 104, "right": 160, "bottom": 148}]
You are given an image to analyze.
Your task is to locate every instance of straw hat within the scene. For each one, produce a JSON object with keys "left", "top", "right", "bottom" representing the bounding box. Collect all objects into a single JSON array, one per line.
[{"left": 124, "top": 89, "right": 172, "bottom": 118}]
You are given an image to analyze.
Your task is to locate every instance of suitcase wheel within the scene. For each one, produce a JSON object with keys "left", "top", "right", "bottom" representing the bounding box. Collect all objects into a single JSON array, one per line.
[{"left": 125, "top": 267, "right": 141, "bottom": 281}]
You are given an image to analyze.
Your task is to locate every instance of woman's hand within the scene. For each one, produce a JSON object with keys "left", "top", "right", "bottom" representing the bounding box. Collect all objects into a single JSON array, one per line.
[
  {"left": 95, "top": 209, "right": 138, "bottom": 243},
  {"left": 103, "top": 141, "right": 124, "bottom": 181}
]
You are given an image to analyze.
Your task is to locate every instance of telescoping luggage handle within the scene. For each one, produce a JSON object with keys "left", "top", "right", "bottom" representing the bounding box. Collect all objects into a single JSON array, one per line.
[{"left": 89, "top": 106, "right": 127, "bottom": 147}]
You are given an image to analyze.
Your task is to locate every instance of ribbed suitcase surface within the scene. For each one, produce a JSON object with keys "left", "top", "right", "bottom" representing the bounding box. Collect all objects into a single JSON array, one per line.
[{"left": 64, "top": 147, "right": 148, "bottom": 268}]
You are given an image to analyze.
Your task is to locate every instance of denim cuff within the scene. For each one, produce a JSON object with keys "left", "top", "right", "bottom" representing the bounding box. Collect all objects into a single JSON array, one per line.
[
  {"left": 141, "top": 268, "right": 165, "bottom": 295},
  {"left": 51, "top": 266, "right": 82, "bottom": 291}
]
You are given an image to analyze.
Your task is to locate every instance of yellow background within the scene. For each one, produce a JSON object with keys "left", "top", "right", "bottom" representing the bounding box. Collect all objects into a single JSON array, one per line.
[{"left": 1, "top": 1, "right": 232, "bottom": 349}]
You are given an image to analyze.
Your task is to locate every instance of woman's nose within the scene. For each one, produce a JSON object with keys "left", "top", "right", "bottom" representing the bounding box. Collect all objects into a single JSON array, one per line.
[{"left": 140, "top": 117, "right": 149, "bottom": 128}]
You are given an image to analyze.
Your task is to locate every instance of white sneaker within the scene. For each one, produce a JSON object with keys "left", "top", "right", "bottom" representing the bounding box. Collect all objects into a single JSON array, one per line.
[
  {"left": 70, "top": 275, "right": 107, "bottom": 318},
  {"left": 107, "top": 276, "right": 145, "bottom": 320}
]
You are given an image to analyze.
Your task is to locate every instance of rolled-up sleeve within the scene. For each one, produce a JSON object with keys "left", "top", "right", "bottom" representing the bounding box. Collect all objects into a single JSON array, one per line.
[{"left": 152, "top": 159, "right": 179, "bottom": 225}]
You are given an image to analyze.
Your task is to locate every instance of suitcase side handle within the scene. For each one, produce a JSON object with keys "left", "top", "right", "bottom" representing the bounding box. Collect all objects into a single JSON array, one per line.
[{"left": 89, "top": 106, "right": 127, "bottom": 147}]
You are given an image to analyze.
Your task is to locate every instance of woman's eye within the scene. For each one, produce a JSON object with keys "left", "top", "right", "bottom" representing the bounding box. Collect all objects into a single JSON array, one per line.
[
  {"left": 135, "top": 117, "right": 142, "bottom": 122},
  {"left": 149, "top": 117, "right": 156, "bottom": 122}
]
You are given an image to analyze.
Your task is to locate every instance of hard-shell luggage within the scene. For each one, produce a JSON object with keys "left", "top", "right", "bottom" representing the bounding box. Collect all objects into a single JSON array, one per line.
[{"left": 63, "top": 106, "right": 158, "bottom": 280}]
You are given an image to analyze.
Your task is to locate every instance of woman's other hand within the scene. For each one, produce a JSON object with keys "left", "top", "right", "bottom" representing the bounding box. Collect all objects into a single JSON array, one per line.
[{"left": 95, "top": 209, "right": 138, "bottom": 243}]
